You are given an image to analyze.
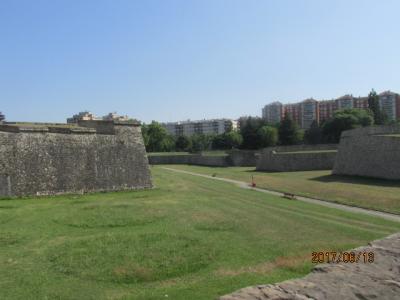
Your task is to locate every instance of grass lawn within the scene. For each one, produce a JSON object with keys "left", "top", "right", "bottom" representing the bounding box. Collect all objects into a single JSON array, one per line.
[
  {"left": 147, "top": 151, "right": 228, "bottom": 157},
  {"left": 147, "top": 152, "right": 190, "bottom": 156},
  {"left": 275, "top": 150, "right": 337, "bottom": 154},
  {"left": 1, "top": 166, "right": 399, "bottom": 300},
  {"left": 159, "top": 165, "right": 400, "bottom": 215}
]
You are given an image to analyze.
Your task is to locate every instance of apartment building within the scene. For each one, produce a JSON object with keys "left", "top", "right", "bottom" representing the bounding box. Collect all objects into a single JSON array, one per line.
[
  {"left": 103, "top": 112, "right": 130, "bottom": 122},
  {"left": 300, "top": 98, "right": 319, "bottom": 129},
  {"left": 379, "top": 91, "right": 400, "bottom": 121},
  {"left": 318, "top": 100, "right": 337, "bottom": 123},
  {"left": 162, "top": 119, "right": 238, "bottom": 136},
  {"left": 67, "top": 111, "right": 99, "bottom": 123},
  {"left": 67, "top": 111, "right": 131, "bottom": 124},
  {"left": 262, "top": 90, "right": 400, "bottom": 129},
  {"left": 353, "top": 97, "right": 369, "bottom": 110},
  {"left": 262, "top": 101, "right": 284, "bottom": 124},
  {"left": 283, "top": 103, "right": 301, "bottom": 126}
]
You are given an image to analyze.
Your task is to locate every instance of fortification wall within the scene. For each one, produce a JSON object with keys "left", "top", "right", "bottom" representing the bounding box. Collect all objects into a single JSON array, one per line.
[
  {"left": 0, "top": 121, "right": 152, "bottom": 197},
  {"left": 333, "top": 125, "right": 400, "bottom": 180},
  {"left": 148, "top": 150, "right": 261, "bottom": 167},
  {"left": 227, "top": 150, "right": 260, "bottom": 166},
  {"left": 256, "top": 144, "right": 338, "bottom": 172},
  {"left": 148, "top": 154, "right": 229, "bottom": 166}
]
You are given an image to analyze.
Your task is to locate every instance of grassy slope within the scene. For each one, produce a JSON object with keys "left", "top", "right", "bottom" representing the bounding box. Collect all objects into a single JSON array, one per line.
[
  {"left": 0, "top": 166, "right": 399, "bottom": 300},
  {"left": 168, "top": 165, "right": 400, "bottom": 215}
]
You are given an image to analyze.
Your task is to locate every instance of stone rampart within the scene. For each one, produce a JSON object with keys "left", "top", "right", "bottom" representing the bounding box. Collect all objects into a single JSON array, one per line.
[
  {"left": 333, "top": 125, "right": 400, "bottom": 180},
  {"left": 148, "top": 154, "right": 229, "bottom": 167},
  {"left": 148, "top": 150, "right": 261, "bottom": 167},
  {"left": 256, "top": 144, "right": 338, "bottom": 172},
  {"left": 0, "top": 121, "right": 152, "bottom": 197},
  {"left": 220, "top": 233, "right": 400, "bottom": 300},
  {"left": 227, "top": 150, "right": 260, "bottom": 167}
]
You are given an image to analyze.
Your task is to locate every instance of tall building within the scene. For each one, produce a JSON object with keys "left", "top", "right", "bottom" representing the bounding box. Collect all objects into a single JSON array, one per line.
[
  {"left": 353, "top": 97, "right": 369, "bottom": 110},
  {"left": 379, "top": 91, "right": 400, "bottom": 121},
  {"left": 162, "top": 119, "right": 238, "bottom": 136},
  {"left": 336, "top": 94, "right": 354, "bottom": 109},
  {"left": 262, "top": 101, "right": 283, "bottom": 124},
  {"left": 262, "top": 90, "right": 400, "bottom": 129},
  {"left": 283, "top": 103, "right": 301, "bottom": 127},
  {"left": 300, "top": 98, "right": 319, "bottom": 129},
  {"left": 318, "top": 100, "right": 337, "bottom": 123}
]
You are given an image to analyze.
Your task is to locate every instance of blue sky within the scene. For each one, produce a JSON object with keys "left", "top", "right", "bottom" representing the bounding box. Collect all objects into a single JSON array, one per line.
[{"left": 1, "top": 0, "right": 399, "bottom": 123}]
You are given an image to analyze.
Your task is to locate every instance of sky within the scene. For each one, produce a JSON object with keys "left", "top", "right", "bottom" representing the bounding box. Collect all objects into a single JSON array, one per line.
[{"left": 1, "top": 0, "right": 399, "bottom": 123}]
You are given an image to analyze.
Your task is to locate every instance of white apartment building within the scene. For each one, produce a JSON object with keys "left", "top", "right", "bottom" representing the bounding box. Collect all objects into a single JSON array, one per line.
[{"left": 162, "top": 119, "right": 238, "bottom": 136}]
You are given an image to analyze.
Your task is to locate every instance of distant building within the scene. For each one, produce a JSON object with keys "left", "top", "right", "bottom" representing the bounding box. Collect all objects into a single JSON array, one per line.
[
  {"left": 67, "top": 111, "right": 99, "bottom": 124},
  {"left": 262, "top": 102, "right": 283, "bottom": 124},
  {"left": 379, "top": 91, "right": 400, "bottom": 121},
  {"left": 262, "top": 90, "right": 400, "bottom": 129},
  {"left": 102, "top": 112, "right": 130, "bottom": 122},
  {"left": 68, "top": 111, "right": 132, "bottom": 124},
  {"left": 300, "top": 98, "right": 319, "bottom": 129},
  {"left": 353, "top": 97, "right": 369, "bottom": 110},
  {"left": 162, "top": 119, "right": 238, "bottom": 136},
  {"left": 336, "top": 94, "right": 354, "bottom": 110},
  {"left": 284, "top": 103, "right": 301, "bottom": 127}
]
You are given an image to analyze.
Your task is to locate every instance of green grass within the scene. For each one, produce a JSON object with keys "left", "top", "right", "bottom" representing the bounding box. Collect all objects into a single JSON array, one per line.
[
  {"left": 275, "top": 150, "right": 337, "bottom": 154},
  {"left": 164, "top": 165, "right": 400, "bottom": 215},
  {"left": 1, "top": 166, "right": 399, "bottom": 299},
  {"left": 147, "top": 152, "right": 190, "bottom": 156},
  {"left": 147, "top": 150, "right": 228, "bottom": 157}
]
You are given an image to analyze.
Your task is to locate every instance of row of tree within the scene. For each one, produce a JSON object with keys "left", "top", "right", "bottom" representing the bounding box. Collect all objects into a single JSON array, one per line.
[
  {"left": 140, "top": 89, "right": 397, "bottom": 152},
  {"left": 142, "top": 108, "right": 378, "bottom": 153},
  {"left": 141, "top": 122, "right": 244, "bottom": 153}
]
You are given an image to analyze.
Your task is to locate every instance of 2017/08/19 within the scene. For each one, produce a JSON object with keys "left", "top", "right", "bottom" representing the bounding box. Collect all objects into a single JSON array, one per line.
[{"left": 311, "top": 251, "right": 374, "bottom": 263}]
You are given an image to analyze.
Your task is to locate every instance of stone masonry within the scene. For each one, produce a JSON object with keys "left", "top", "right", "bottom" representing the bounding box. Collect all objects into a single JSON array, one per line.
[
  {"left": 0, "top": 120, "right": 152, "bottom": 197},
  {"left": 256, "top": 144, "right": 338, "bottom": 172},
  {"left": 333, "top": 125, "right": 400, "bottom": 180}
]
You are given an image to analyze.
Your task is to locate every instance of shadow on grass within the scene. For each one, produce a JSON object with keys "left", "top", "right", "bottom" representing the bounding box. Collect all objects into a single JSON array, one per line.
[{"left": 311, "top": 174, "right": 400, "bottom": 188}]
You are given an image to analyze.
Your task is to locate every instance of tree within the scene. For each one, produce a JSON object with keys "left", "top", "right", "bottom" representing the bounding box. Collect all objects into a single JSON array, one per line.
[
  {"left": 322, "top": 109, "right": 374, "bottom": 143},
  {"left": 257, "top": 126, "right": 278, "bottom": 148},
  {"left": 223, "top": 131, "right": 243, "bottom": 149},
  {"left": 304, "top": 120, "right": 323, "bottom": 144},
  {"left": 278, "top": 112, "right": 301, "bottom": 145},
  {"left": 0, "top": 112, "right": 5, "bottom": 122},
  {"left": 190, "top": 134, "right": 213, "bottom": 152},
  {"left": 175, "top": 135, "right": 192, "bottom": 152},
  {"left": 143, "top": 121, "right": 175, "bottom": 152},
  {"left": 368, "top": 89, "right": 387, "bottom": 125},
  {"left": 238, "top": 116, "right": 265, "bottom": 149},
  {"left": 211, "top": 132, "right": 243, "bottom": 150}
]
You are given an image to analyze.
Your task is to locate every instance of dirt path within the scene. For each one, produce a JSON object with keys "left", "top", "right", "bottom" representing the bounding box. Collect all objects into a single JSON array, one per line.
[{"left": 161, "top": 167, "right": 400, "bottom": 223}]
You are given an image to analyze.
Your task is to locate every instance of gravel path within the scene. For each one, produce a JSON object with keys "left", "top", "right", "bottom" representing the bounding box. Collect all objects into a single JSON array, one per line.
[{"left": 161, "top": 167, "right": 400, "bottom": 223}]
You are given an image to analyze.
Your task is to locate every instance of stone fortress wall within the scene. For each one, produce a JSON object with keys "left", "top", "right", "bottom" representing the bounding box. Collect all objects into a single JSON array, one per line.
[
  {"left": 148, "top": 153, "right": 229, "bottom": 167},
  {"left": 333, "top": 125, "right": 400, "bottom": 180},
  {"left": 148, "top": 150, "right": 260, "bottom": 167},
  {"left": 256, "top": 144, "right": 338, "bottom": 172},
  {"left": 0, "top": 120, "right": 152, "bottom": 197}
]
